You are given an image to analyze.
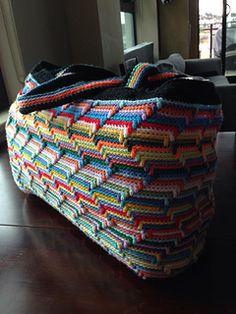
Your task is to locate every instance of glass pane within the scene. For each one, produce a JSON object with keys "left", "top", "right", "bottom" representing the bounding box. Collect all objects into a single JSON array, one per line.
[
  {"left": 120, "top": 12, "right": 135, "bottom": 50},
  {"left": 199, "top": 0, "right": 222, "bottom": 59},
  {"left": 225, "top": 0, "right": 236, "bottom": 74}
]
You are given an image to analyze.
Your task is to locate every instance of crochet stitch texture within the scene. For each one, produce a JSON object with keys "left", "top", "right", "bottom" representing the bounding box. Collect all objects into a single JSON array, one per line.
[{"left": 6, "top": 63, "right": 223, "bottom": 279}]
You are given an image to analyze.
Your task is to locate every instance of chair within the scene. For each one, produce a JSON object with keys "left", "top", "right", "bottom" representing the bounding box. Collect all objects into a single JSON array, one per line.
[
  {"left": 184, "top": 57, "right": 236, "bottom": 131},
  {"left": 163, "top": 53, "right": 236, "bottom": 132}
]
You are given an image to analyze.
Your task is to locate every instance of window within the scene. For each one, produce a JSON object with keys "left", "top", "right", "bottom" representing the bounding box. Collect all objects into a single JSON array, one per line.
[
  {"left": 199, "top": 0, "right": 222, "bottom": 59},
  {"left": 199, "top": 0, "right": 236, "bottom": 74},
  {"left": 120, "top": 11, "right": 135, "bottom": 49},
  {"left": 120, "top": 0, "right": 136, "bottom": 50}
]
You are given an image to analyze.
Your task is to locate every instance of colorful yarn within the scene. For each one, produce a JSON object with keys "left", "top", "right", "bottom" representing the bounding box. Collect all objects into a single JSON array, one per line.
[
  {"left": 126, "top": 63, "right": 179, "bottom": 88},
  {"left": 6, "top": 63, "right": 223, "bottom": 279},
  {"left": 18, "top": 77, "right": 123, "bottom": 113},
  {"left": 148, "top": 72, "right": 178, "bottom": 81},
  {"left": 126, "top": 63, "right": 156, "bottom": 88}
]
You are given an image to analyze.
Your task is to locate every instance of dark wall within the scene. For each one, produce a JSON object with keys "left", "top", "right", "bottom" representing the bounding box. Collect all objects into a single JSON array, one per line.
[{"left": 158, "top": 0, "right": 190, "bottom": 59}]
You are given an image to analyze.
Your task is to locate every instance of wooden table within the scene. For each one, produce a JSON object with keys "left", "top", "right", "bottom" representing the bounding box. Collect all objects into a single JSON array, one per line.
[{"left": 0, "top": 133, "right": 235, "bottom": 314}]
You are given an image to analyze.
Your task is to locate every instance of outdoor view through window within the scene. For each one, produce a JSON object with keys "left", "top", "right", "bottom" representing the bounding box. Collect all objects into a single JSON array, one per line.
[
  {"left": 199, "top": 0, "right": 236, "bottom": 74},
  {"left": 199, "top": 0, "right": 223, "bottom": 58}
]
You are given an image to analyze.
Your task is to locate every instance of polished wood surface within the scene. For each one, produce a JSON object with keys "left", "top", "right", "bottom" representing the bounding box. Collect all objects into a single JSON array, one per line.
[{"left": 0, "top": 133, "right": 236, "bottom": 314}]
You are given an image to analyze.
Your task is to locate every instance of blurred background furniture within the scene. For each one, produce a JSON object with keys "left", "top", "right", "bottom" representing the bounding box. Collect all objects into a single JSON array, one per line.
[
  {"left": 184, "top": 56, "right": 236, "bottom": 131},
  {"left": 120, "top": 42, "right": 153, "bottom": 75},
  {"left": 124, "top": 42, "right": 154, "bottom": 63},
  {"left": 121, "top": 48, "right": 236, "bottom": 132}
]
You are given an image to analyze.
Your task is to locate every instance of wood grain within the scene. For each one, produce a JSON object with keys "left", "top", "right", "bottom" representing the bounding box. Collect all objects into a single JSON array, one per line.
[{"left": 0, "top": 133, "right": 235, "bottom": 314}]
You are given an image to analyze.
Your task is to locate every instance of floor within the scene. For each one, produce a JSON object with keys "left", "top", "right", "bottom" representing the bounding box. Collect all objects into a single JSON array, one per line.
[{"left": 0, "top": 133, "right": 236, "bottom": 314}]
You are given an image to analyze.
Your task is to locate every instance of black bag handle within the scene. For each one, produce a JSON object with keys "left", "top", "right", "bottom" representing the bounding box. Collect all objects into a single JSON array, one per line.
[
  {"left": 17, "top": 61, "right": 181, "bottom": 114},
  {"left": 17, "top": 61, "right": 123, "bottom": 114}
]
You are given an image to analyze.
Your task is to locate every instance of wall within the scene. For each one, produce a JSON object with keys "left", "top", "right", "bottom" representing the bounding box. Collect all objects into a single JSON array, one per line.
[
  {"left": 158, "top": 0, "right": 190, "bottom": 59},
  {"left": 97, "top": 0, "right": 124, "bottom": 72},
  {"left": 189, "top": 0, "right": 199, "bottom": 58},
  {"left": 11, "top": 0, "right": 71, "bottom": 73},
  {"left": 0, "top": 0, "right": 23, "bottom": 102},
  {"left": 0, "top": 0, "right": 124, "bottom": 103},
  {"left": 65, "top": 0, "right": 123, "bottom": 73},
  {"left": 135, "top": 0, "right": 159, "bottom": 61},
  {"left": 64, "top": 0, "right": 103, "bottom": 67}
]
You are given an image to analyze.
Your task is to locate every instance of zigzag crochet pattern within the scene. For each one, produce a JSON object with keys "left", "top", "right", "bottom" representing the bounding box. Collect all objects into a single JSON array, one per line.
[{"left": 6, "top": 62, "right": 223, "bottom": 279}]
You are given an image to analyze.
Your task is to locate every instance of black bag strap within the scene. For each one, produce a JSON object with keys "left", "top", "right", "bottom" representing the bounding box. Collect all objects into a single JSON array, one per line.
[
  {"left": 17, "top": 61, "right": 182, "bottom": 115},
  {"left": 17, "top": 61, "right": 123, "bottom": 114}
]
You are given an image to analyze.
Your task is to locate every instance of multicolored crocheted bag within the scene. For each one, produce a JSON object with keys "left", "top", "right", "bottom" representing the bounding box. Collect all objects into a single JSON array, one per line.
[{"left": 6, "top": 61, "right": 223, "bottom": 278}]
